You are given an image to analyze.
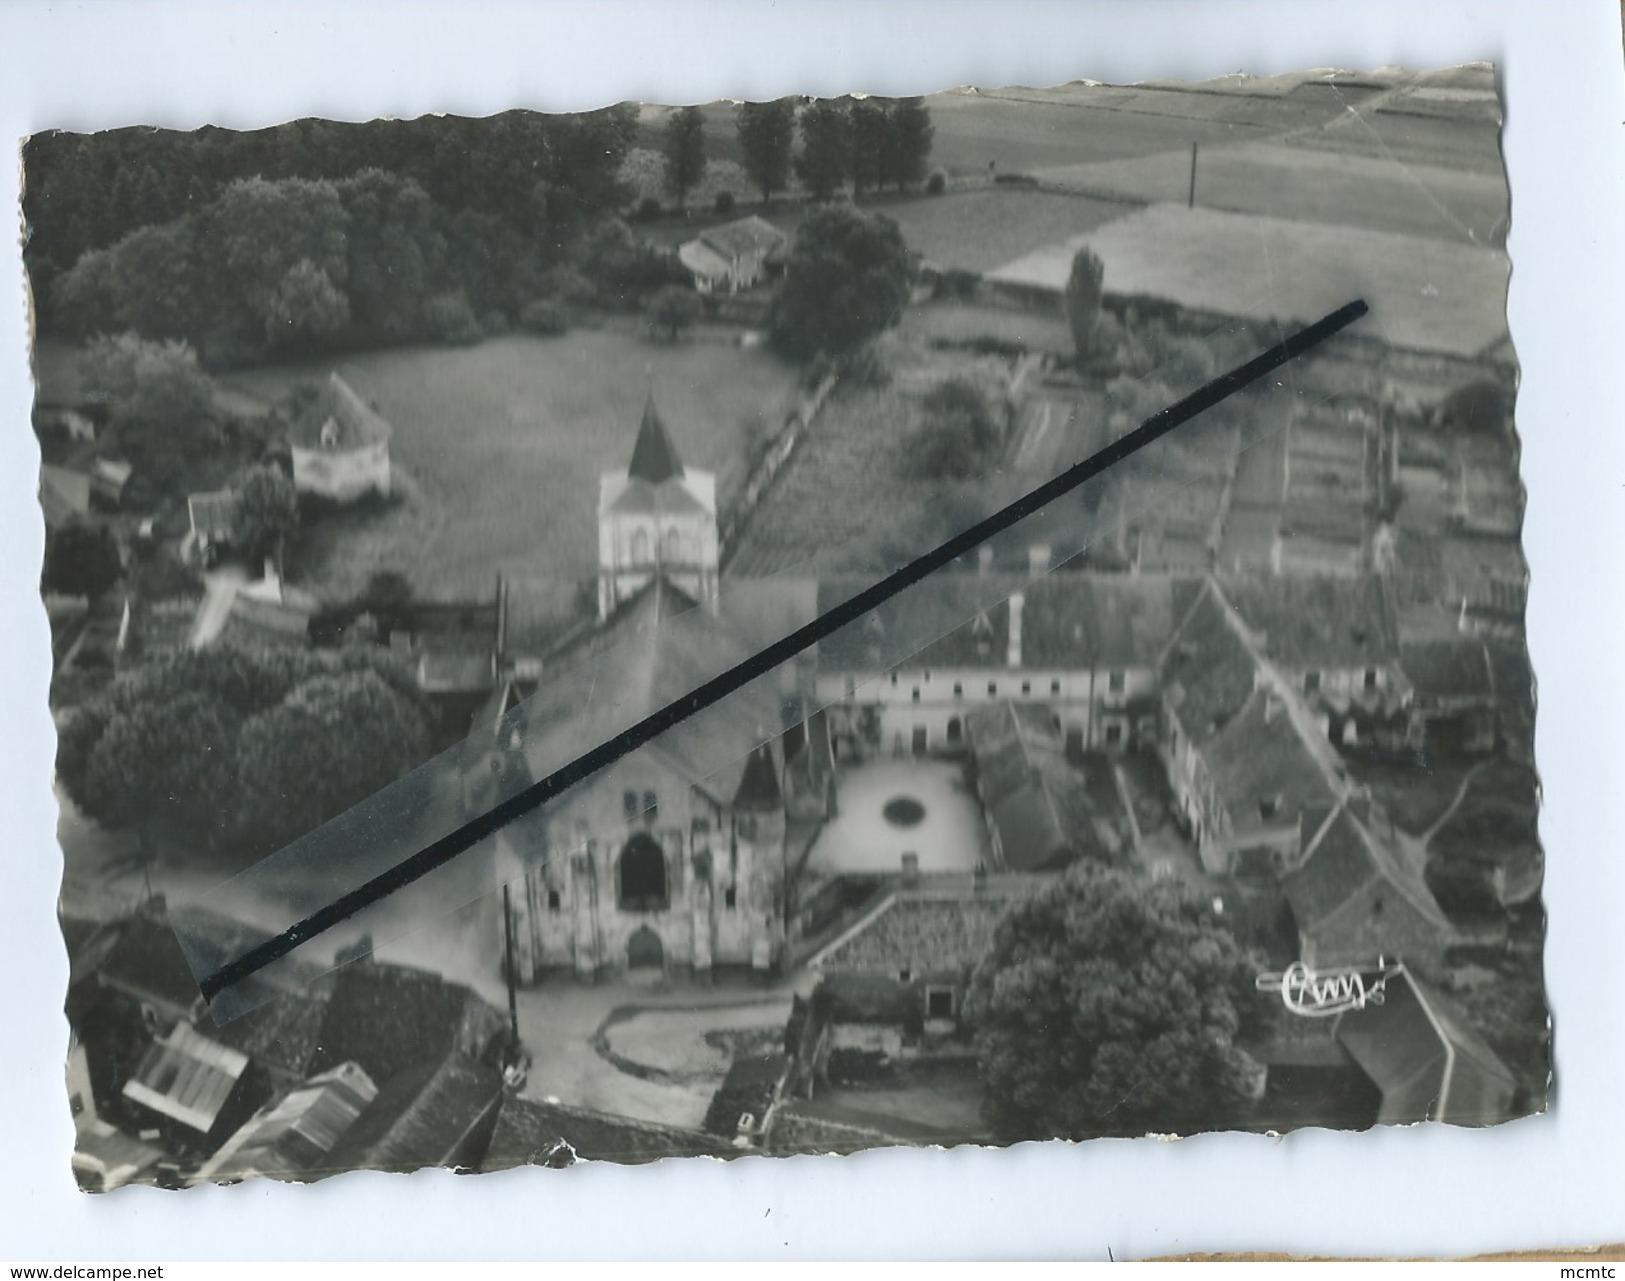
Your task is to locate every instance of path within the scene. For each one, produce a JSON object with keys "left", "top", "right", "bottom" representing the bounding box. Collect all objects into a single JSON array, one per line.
[{"left": 187, "top": 564, "right": 248, "bottom": 649}]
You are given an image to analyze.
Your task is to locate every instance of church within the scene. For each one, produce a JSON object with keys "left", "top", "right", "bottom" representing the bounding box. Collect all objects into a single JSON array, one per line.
[{"left": 489, "top": 393, "right": 831, "bottom": 984}]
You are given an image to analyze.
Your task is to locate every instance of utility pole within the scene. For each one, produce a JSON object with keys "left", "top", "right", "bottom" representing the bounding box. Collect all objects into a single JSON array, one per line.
[
  {"left": 1188, "top": 142, "right": 1199, "bottom": 209},
  {"left": 502, "top": 883, "right": 520, "bottom": 1060}
]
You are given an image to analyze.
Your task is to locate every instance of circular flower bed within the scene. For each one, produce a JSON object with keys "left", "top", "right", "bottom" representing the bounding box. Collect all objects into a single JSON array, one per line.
[{"left": 882, "top": 796, "right": 927, "bottom": 828}]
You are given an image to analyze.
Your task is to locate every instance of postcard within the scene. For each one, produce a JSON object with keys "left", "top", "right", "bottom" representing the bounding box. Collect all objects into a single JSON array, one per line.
[{"left": 29, "top": 65, "right": 1549, "bottom": 1189}]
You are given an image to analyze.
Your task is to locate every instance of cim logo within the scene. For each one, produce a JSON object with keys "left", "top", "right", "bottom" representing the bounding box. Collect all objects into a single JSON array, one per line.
[{"left": 1255, "top": 958, "right": 1405, "bottom": 1018}]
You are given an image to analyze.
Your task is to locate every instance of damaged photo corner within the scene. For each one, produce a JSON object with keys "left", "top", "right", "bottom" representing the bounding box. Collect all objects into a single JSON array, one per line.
[{"left": 18, "top": 26, "right": 1578, "bottom": 1250}]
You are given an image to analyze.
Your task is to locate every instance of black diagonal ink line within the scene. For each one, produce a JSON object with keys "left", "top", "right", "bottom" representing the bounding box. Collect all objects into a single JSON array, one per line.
[{"left": 198, "top": 298, "right": 1368, "bottom": 1002}]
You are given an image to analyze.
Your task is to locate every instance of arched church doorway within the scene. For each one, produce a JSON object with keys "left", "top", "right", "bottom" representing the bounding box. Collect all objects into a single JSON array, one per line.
[
  {"left": 627, "top": 925, "right": 664, "bottom": 970},
  {"left": 618, "top": 832, "right": 669, "bottom": 912}
]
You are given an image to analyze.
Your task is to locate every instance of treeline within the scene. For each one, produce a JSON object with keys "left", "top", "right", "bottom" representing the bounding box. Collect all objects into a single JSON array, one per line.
[
  {"left": 657, "top": 96, "right": 935, "bottom": 212},
  {"left": 26, "top": 107, "right": 691, "bottom": 365},
  {"left": 35, "top": 168, "right": 690, "bottom": 367},
  {"left": 25, "top": 108, "right": 640, "bottom": 281}
]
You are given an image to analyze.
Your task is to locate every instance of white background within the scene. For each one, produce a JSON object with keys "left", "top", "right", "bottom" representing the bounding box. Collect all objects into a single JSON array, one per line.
[{"left": 2, "top": 0, "right": 1622, "bottom": 1262}]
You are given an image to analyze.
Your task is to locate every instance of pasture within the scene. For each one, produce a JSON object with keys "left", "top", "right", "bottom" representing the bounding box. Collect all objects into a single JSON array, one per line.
[{"left": 220, "top": 330, "right": 803, "bottom": 597}]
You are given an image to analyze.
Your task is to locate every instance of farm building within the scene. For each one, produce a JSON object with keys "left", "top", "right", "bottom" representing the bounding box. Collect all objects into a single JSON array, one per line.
[
  {"left": 678, "top": 214, "right": 788, "bottom": 294},
  {"left": 287, "top": 372, "right": 393, "bottom": 502}
]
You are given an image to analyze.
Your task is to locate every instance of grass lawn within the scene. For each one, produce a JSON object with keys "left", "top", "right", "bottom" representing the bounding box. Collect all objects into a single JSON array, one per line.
[{"left": 219, "top": 330, "right": 803, "bottom": 596}]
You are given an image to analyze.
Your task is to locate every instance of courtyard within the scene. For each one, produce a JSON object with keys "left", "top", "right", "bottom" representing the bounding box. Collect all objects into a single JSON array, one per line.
[{"left": 804, "top": 758, "right": 991, "bottom": 878}]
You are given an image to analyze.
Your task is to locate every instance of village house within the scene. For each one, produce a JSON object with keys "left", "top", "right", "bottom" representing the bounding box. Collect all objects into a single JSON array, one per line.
[
  {"left": 811, "top": 571, "right": 1182, "bottom": 760},
  {"left": 287, "top": 371, "right": 392, "bottom": 502},
  {"left": 964, "top": 700, "right": 1101, "bottom": 871},
  {"left": 677, "top": 214, "right": 789, "bottom": 295},
  {"left": 1219, "top": 573, "right": 1413, "bottom": 748},
  {"left": 796, "top": 877, "right": 1042, "bottom": 1077},
  {"left": 1399, "top": 633, "right": 1500, "bottom": 754},
  {"left": 1252, "top": 967, "right": 1517, "bottom": 1129}
]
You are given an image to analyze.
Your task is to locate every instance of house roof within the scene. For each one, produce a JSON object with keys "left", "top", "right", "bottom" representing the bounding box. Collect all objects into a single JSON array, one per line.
[
  {"left": 1283, "top": 801, "right": 1455, "bottom": 943},
  {"left": 73, "top": 1116, "right": 165, "bottom": 1189},
  {"left": 122, "top": 1022, "right": 250, "bottom": 1133},
  {"left": 734, "top": 744, "right": 783, "bottom": 812},
  {"left": 483, "top": 1093, "right": 735, "bottom": 1168},
  {"left": 808, "top": 882, "right": 1037, "bottom": 973},
  {"left": 306, "top": 960, "right": 506, "bottom": 1088},
  {"left": 1219, "top": 573, "right": 1401, "bottom": 670},
  {"left": 320, "top": 1052, "right": 503, "bottom": 1176},
  {"left": 964, "top": 701, "right": 1098, "bottom": 870},
  {"left": 1400, "top": 636, "right": 1495, "bottom": 704},
  {"left": 209, "top": 978, "right": 335, "bottom": 1080},
  {"left": 678, "top": 238, "right": 734, "bottom": 283},
  {"left": 696, "top": 214, "right": 788, "bottom": 263},
  {"left": 1333, "top": 969, "right": 1517, "bottom": 1125},
  {"left": 628, "top": 393, "right": 685, "bottom": 484},
  {"left": 703, "top": 1052, "right": 788, "bottom": 1138},
  {"left": 197, "top": 1061, "right": 378, "bottom": 1182},
  {"left": 286, "top": 372, "right": 393, "bottom": 451},
  {"left": 188, "top": 490, "right": 238, "bottom": 540},
  {"left": 813, "top": 572, "right": 1184, "bottom": 676},
  {"left": 40, "top": 464, "right": 92, "bottom": 527},
  {"left": 82, "top": 902, "right": 304, "bottom": 1021}
]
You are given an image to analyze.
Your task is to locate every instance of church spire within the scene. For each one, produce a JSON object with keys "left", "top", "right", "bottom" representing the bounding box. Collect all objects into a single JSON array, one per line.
[{"left": 628, "top": 387, "right": 685, "bottom": 484}]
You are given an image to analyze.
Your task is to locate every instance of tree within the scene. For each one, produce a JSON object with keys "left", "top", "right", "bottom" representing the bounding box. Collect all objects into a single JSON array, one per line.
[
  {"left": 43, "top": 522, "right": 123, "bottom": 602},
  {"left": 794, "top": 99, "right": 852, "bottom": 201},
  {"left": 235, "top": 668, "right": 433, "bottom": 857},
  {"left": 736, "top": 99, "right": 797, "bottom": 205},
  {"left": 1064, "top": 247, "right": 1106, "bottom": 366},
  {"left": 912, "top": 377, "right": 1002, "bottom": 481},
  {"left": 644, "top": 284, "right": 703, "bottom": 341},
  {"left": 847, "top": 97, "right": 890, "bottom": 196},
  {"left": 232, "top": 465, "right": 299, "bottom": 560},
  {"left": 80, "top": 332, "right": 217, "bottom": 453},
  {"left": 662, "top": 106, "right": 707, "bottom": 213},
  {"left": 963, "top": 865, "right": 1267, "bottom": 1142},
  {"left": 263, "top": 258, "right": 351, "bottom": 349},
  {"left": 768, "top": 206, "right": 914, "bottom": 361},
  {"left": 882, "top": 98, "right": 935, "bottom": 192}
]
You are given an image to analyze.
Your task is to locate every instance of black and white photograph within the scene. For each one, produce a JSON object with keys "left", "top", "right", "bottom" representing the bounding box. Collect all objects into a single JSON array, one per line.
[{"left": 28, "top": 63, "right": 1552, "bottom": 1191}]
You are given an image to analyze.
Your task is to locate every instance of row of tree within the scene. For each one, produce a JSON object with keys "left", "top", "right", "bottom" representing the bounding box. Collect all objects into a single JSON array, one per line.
[{"left": 662, "top": 96, "right": 936, "bottom": 210}]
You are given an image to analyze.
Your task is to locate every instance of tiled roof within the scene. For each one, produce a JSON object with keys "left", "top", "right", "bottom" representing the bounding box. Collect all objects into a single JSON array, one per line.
[
  {"left": 1400, "top": 636, "right": 1495, "bottom": 703},
  {"left": 810, "top": 885, "right": 1032, "bottom": 973},
  {"left": 320, "top": 1053, "right": 503, "bottom": 1175},
  {"left": 1219, "top": 573, "right": 1400, "bottom": 670},
  {"left": 696, "top": 215, "right": 788, "bottom": 263},
  {"left": 1334, "top": 970, "right": 1516, "bottom": 1125},
  {"left": 965, "top": 701, "right": 1096, "bottom": 870},
  {"left": 287, "top": 372, "right": 393, "bottom": 450},
  {"left": 814, "top": 572, "right": 1184, "bottom": 675},
  {"left": 1283, "top": 802, "right": 1453, "bottom": 937},
  {"left": 307, "top": 960, "right": 506, "bottom": 1087},
  {"left": 484, "top": 1094, "right": 734, "bottom": 1168},
  {"left": 209, "top": 980, "right": 334, "bottom": 1079}
]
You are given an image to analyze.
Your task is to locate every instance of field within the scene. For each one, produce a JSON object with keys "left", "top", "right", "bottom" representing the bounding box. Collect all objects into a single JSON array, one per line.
[{"left": 219, "top": 330, "right": 803, "bottom": 596}]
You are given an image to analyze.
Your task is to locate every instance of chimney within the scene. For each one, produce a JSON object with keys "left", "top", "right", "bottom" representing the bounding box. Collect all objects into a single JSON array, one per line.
[
  {"left": 262, "top": 555, "right": 283, "bottom": 603},
  {"left": 1027, "top": 543, "right": 1051, "bottom": 578},
  {"left": 1006, "top": 591, "right": 1025, "bottom": 669},
  {"left": 901, "top": 852, "right": 920, "bottom": 885},
  {"left": 977, "top": 546, "right": 994, "bottom": 575}
]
